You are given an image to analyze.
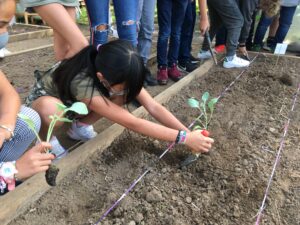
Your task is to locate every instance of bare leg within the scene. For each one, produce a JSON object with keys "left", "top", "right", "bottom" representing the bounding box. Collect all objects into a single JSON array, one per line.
[
  {"left": 34, "top": 3, "right": 88, "bottom": 60},
  {"left": 268, "top": 15, "right": 280, "bottom": 37}
]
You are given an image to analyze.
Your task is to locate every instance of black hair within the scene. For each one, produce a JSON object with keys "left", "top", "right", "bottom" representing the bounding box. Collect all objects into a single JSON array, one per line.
[{"left": 53, "top": 39, "right": 146, "bottom": 105}]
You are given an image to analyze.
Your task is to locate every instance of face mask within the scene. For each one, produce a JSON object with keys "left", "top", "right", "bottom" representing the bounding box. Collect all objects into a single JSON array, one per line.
[
  {"left": 100, "top": 79, "right": 128, "bottom": 97},
  {"left": 109, "top": 89, "right": 128, "bottom": 97},
  {"left": 0, "top": 32, "right": 9, "bottom": 49}
]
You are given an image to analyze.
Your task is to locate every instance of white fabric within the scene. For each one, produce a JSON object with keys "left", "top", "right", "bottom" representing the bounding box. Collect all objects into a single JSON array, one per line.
[{"left": 281, "top": 0, "right": 300, "bottom": 6}]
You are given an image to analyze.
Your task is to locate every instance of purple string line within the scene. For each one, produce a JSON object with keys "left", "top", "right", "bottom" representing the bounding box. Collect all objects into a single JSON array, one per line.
[
  {"left": 93, "top": 55, "right": 259, "bottom": 225},
  {"left": 255, "top": 83, "right": 300, "bottom": 225}
]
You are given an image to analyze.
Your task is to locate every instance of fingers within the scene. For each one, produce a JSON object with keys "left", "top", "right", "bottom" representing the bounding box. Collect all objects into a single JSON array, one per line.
[
  {"left": 38, "top": 160, "right": 53, "bottom": 167},
  {"left": 33, "top": 142, "right": 52, "bottom": 153},
  {"left": 36, "top": 165, "right": 50, "bottom": 173},
  {"left": 39, "top": 153, "right": 56, "bottom": 161}
]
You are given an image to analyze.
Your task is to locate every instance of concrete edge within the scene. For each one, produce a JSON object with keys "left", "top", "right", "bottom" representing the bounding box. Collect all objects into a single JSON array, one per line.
[
  {"left": 14, "top": 23, "right": 51, "bottom": 29},
  {"left": 0, "top": 60, "right": 214, "bottom": 225},
  {"left": 9, "top": 29, "right": 53, "bottom": 43},
  {"left": 6, "top": 45, "right": 54, "bottom": 57}
]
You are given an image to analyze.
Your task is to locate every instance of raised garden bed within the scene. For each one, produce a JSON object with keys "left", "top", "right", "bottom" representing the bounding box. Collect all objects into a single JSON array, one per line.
[
  {"left": 8, "top": 23, "right": 53, "bottom": 43},
  {"left": 2, "top": 54, "right": 299, "bottom": 225}
]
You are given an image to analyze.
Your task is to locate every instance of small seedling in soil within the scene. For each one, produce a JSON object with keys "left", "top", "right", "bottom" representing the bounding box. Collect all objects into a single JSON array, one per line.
[
  {"left": 18, "top": 102, "right": 88, "bottom": 186},
  {"left": 181, "top": 92, "right": 218, "bottom": 167},
  {"left": 188, "top": 91, "right": 218, "bottom": 134}
]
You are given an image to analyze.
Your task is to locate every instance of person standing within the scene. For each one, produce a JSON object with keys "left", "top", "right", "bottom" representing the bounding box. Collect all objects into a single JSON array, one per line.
[
  {"left": 178, "top": 0, "right": 199, "bottom": 73},
  {"left": 85, "top": 0, "right": 138, "bottom": 47},
  {"left": 20, "top": 0, "right": 88, "bottom": 61},
  {"left": 137, "top": 0, "right": 158, "bottom": 86},
  {"left": 156, "top": 0, "right": 189, "bottom": 85},
  {"left": 197, "top": 0, "right": 250, "bottom": 68},
  {"left": 252, "top": 0, "right": 300, "bottom": 52}
]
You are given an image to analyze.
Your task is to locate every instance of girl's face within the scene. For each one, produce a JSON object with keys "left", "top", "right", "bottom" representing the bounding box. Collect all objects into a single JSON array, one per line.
[{"left": 96, "top": 72, "right": 128, "bottom": 98}]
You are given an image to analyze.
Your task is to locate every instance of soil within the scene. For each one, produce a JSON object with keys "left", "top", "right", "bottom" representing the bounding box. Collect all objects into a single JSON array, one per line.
[
  {"left": 8, "top": 54, "right": 300, "bottom": 225},
  {"left": 8, "top": 24, "right": 48, "bottom": 35}
]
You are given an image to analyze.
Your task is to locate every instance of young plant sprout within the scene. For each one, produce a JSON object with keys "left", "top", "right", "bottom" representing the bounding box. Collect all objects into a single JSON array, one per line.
[
  {"left": 18, "top": 102, "right": 88, "bottom": 186},
  {"left": 180, "top": 92, "right": 218, "bottom": 167},
  {"left": 188, "top": 91, "right": 218, "bottom": 132}
]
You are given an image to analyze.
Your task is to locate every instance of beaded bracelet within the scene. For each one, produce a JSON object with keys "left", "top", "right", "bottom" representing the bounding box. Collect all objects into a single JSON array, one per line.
[
  {"left": 0, "top": 125, "right": 14, "bottom": 141},
  {"left": 175, "top": 130, "right": 187, "bottom": 144}
]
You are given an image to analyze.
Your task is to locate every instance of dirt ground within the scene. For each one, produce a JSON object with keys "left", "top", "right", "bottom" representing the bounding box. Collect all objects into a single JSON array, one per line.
[{"left": 7, "top": 54, "right": 300, "bottom": 225}]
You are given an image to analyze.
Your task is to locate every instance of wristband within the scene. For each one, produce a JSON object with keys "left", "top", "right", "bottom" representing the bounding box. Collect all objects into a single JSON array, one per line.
[
  {"left": 0, "top": 161, "right": 18, "bottom": 193},
  {"left": 175, "top": 130, "right": 187, "bottom": 144},
  {"left": 239, "top": 43, "right": 246, "bottom": 48},
  {"left": 0, "top": 125, "right": 14, "bottom": 141}
]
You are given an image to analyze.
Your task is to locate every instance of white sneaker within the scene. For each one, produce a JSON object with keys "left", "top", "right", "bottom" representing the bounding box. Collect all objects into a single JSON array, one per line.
[
  {"left": 197, "top": 50, "right": 212, "bottom": 59},
  {"left": 223, "top": 55, "right": 250, "bottom": 68},
  {"left": 0, "top": 48, "right": 11, "bottom": 58},
  {"left": 49, "top": 136, "right": 68, "bottom": 160},
  {"left": 67, "top": 121, "right": 97, "bottom": 142}
]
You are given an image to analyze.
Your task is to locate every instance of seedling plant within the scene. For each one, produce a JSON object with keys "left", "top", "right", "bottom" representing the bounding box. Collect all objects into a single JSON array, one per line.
[
  {"left": 18, "top": 102, "right": 88, "bottom": 186},
  {"left": 187, "top": 91, "right": 218, "bottom": 135}
]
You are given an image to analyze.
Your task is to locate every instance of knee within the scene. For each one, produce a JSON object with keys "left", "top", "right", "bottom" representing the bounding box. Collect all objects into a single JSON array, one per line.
[
  {"left": 158, "top": 29, "right": 171, "bottom": 40},
  {"left": 16, "top": 106, "right": 41, "bottom": 142},
  {"left": 19, "top": 106, "right": 41, "bottom": 133}
]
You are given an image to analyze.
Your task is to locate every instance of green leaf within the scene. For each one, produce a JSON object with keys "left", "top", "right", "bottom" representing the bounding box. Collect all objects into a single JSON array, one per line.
[
  {"left": 187, "top": 98, "right": 200, "bottom": 108},
  {"left": 65, "top": 102, "right": 88, "bottom": 115},
  {"left": 57, "top": 118, "right": 73, "bottom": 123},
  {"left": 18, "top": 113, "right": 36, "bottom": 130},
  {"left": 208, "top": 98, "right": 218, "bottom": 112},
  {"left": 56, "top": 102, "right": 67, "bottom": 111},
  {"left": 202, "top": 92, "right": 210, "bottom": 103},
  {"left": 193, "top": 125, "right": 202, "bottom": 131},
  {"left": 49, "top": 115, "right": 54, "bottom": 120}
]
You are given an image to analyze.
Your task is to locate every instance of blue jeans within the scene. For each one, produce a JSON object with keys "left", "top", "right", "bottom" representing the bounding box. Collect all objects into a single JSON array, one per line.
[
  {"left": 85, "top": 0, "right": 138, "bottom": 47},
  {"left": 137, "top": 0, "right": 156, "bottom": 65},
  {"left": 157, "top": 0, "right": 189, "bottom": 67},
  {"left": 178, "top": 0, "right": 196, "bottom": 65},
  {"left": 254, "top": 6, "right": 297, "bottom": 48}
]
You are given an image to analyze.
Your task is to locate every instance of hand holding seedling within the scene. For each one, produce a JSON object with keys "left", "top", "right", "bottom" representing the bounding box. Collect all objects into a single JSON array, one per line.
[
  {"left": 15, "top": 142, "right": 55, "bottom": 180},
  {"left": 18, "top": 102, "right": 88, "bottom": 185},
  {"left": 185, "top": 130, "right": 214, "bottom": 153}
]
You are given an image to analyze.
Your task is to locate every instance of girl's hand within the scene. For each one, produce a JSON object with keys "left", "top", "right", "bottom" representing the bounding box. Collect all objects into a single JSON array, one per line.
[
  {"left": 16, "top": 142, "right": 55, "bottom": 180},
  {"left": 185, "top": 130, "right": 214, "bottom": 153}
]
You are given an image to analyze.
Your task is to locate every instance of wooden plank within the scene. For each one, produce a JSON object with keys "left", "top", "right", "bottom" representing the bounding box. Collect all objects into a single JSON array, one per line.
[{"left": 0, "top": 59, "right": 214, "bottom": 225}]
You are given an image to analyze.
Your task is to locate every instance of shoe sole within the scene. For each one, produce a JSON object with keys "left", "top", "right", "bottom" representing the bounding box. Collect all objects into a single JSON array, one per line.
[
  {"left": 158, "top": 80, "right": 168, "bottom": 85},
  {"left": 223, "top": 64, "right": 250, "bottom": 69}
]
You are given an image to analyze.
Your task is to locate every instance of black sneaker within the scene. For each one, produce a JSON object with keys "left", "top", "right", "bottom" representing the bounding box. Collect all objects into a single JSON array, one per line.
[
  {"left": 144, "top": 69, "right": 158, "bottom": 87},
  {"left": 189, "top": 55, "right": 200, "bottom": 64},
  {"left": 178, "top": 61, "right": 199, "bottom": 73}
]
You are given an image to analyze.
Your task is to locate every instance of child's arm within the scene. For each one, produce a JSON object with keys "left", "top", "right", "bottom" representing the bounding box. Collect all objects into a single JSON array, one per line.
[
  {"left": 198, "top": 0, "right": 209, "bottom": 35},
  {"left": 136, "top": 88, "right": 189, "bottom": 132},
  {"left": 84, "top": 95, "right": 214, "bottom": 153},
  {"left": 0, "top": 71, "right": 21, "bottom": 148}
]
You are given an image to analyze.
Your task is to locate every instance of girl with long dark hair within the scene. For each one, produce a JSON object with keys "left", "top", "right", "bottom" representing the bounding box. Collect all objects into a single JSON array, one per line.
[{"left": 26, "top": 40, "right": 214, "bottom": 154}]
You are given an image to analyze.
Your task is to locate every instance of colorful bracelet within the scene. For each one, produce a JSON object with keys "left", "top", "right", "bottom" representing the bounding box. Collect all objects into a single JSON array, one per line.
[
  {"left": 175, "top": 130, "right": 187, "bottom": 144},
  {"left": 0, "top": 161, "right": 18, "bottom": 193},
  {"left": 0, "top": 124, "right": 14, "bottom": 141}
]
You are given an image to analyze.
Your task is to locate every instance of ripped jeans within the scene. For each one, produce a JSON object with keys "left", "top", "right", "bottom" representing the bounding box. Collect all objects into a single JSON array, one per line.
[{"left": 85, "top": 0, "right": 138, "bottom": 47}]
